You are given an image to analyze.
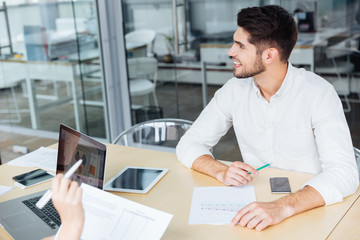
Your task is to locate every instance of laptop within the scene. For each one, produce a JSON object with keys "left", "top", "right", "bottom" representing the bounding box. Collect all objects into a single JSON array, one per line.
[{"left": 0, "top": 124, "right": 107, "bottom": 240}]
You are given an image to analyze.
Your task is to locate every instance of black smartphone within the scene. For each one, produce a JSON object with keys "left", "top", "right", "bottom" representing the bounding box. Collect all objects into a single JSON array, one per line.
[
  {"left": 12, "top": 169, "right": 54, "bottom": 189},
  {"left": 270, "top": 177, "right": 291, "bottom": 193},
  {"left": 12, "top": 169, "right": 47, "bottom": 181}
]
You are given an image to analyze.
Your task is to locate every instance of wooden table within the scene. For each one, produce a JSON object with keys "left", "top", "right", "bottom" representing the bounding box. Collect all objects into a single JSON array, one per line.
[
  {"left": 327, "top": 193, "right": 360, "bottom": 240},
  {"left": 0, "top": 59, "right": 82, "bottom": 131},
  {"left": 1, "top": 144, "right": 359, "bottom": 239}
]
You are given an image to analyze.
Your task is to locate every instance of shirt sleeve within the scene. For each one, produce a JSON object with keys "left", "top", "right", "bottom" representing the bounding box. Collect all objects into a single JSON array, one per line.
[
  {"left": 306, "top": 85, "right": 359, "bottom": 205},
  {"left": 176, "top": 80, "right": 235, "bottom": 168}
]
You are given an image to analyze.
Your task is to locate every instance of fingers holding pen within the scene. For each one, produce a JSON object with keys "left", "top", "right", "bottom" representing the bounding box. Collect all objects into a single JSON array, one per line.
[
  {"left": 51, "top": 173, "right": 64, "bottom": 198},
  {"left": 222, "top": 161, "right": 259, "bottom": 186}
]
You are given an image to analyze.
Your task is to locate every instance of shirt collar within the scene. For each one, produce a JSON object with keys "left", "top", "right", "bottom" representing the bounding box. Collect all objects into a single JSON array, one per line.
[
  {"left": 274, "top": 62, "right": 292, "bottom": 97},
  {"left": 251, "top": 62, "right": 293, "bottom": 99},
  {"left": 252, "top": 80, "right": 261, "bottom": 97}
]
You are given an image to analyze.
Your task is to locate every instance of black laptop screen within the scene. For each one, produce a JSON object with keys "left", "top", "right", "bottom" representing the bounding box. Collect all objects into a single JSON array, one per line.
[{"left": 56, "top": 124, "right": 106, "bottom": 189}]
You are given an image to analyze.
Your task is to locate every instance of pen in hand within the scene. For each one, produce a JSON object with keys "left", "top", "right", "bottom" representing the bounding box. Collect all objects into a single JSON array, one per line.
[
  {"left": 35, "top": 159, "right": 83, "bottom": 209},
  {"left": 248, "top": 163, "right": 270, "bottom": 175}
]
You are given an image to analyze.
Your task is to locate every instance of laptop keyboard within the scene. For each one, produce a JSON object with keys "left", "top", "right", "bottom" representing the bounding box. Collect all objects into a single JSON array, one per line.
[{"left": 22, "top": 196, "right": 61, "bottom": 229}]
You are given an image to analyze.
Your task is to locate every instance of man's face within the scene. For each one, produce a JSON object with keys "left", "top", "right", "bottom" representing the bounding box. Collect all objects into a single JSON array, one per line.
[{"left": 227, "top": 27, "right": 265, "bottom": 78}]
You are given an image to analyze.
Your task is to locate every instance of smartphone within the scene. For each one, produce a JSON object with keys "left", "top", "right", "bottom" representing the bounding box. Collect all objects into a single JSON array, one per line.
[
  {"left": 270, "top": 177, "right": 291, "bottom": 193},
  {"left": 13, "top": 169, "right": 55, "bottom": 189},
  {"left": 12, "top": 169, "right": 47, "bottom": 181}
]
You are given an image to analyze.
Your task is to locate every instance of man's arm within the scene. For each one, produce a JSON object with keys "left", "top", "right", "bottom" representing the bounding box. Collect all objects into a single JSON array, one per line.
[
  {"left": 231, "top": 185, "right": 325, "bottom": 231},
  {"left": 193, "top": 155, "right": 326, "bottom": 231},
  {"left": 192, "top": 154, "right": 259, "bottom": 186}
]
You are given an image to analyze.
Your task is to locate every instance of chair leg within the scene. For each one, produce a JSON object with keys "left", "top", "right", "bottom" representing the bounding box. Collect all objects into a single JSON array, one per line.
[
  {"left": 11, "top": 87, "right": 21, "bottom": 123},
  {"left": 0, "top": 87, "right": 22, "bottom": 123},
  {"left": 347, "top": 74, "right": 360, "bottom": 103},
  {"left": 152, "top": 91, "right": 158, "bottom": 106},
  {"left": 343, "top": 94, "right": 351, "bottom": 112}
]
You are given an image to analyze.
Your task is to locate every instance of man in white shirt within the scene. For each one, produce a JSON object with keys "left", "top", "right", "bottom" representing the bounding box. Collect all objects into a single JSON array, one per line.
[{"left": 176, "top": 5, "right": 359, "bottom": 231}]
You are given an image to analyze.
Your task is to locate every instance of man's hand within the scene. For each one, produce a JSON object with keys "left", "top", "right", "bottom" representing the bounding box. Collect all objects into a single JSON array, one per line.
[
  {"left": 231, "top": 200, "right": 293, "bottom": 231},
  {"left": 231, "top": 185, "right": 325, "bottom": 231},
  {"left": 192, "top": 156, "right": 259, "bottom": 186},
  {"left": 216, "top": 161, "right": 259, "bottom": 186}
]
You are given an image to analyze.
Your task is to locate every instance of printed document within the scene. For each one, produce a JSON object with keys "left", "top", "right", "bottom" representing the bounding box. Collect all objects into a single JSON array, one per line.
[
  {"left": 0, "top": 185, "right": 13, "bottom": 197},
  {"left": 62, "top": 183, "right": 173, "bottom": 240},
  {"left": 189, "top": 186, "right": 256, "bottom": 225},
  {"left": 7, "top": 147, "right": 57, "bottom": 171}
]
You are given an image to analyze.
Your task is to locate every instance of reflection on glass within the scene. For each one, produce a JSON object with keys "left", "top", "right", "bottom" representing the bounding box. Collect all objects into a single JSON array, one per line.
[
  {"left": 0, "top": 0, "right": 107, "bottom": 139},
  {"left": 121, "top": 0, "right": 360, "bottom": 161}
]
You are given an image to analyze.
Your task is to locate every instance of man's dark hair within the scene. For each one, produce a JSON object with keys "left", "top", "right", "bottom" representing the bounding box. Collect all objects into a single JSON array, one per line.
[{"left": 237, "top": 5, "right": 298, "bottom": 62}]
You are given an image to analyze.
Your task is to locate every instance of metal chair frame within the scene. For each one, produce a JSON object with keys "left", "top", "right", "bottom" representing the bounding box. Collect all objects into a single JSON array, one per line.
[{"left": 112, "top": 118, "right": 193, "bottom": 153}]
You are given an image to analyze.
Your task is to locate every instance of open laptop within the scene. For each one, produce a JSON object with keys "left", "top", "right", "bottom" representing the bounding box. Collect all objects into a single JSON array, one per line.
[{"left": 0, "top": 124, "right": 107, "bottom": 240}]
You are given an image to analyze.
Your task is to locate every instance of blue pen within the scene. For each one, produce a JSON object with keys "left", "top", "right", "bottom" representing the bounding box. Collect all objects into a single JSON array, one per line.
[{"left": 249, "top": 163, "right": 270, "bottom": 175}]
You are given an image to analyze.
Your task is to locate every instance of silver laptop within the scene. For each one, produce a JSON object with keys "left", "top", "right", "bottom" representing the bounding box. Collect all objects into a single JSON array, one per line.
[{"left": 0, "top": 124, "right": 107, "bottom": 240}]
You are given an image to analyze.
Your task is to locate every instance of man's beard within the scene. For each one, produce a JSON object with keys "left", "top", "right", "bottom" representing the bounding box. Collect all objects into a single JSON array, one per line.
[{"left": 233, "top": 55, "right": 265, "bottom": 78}]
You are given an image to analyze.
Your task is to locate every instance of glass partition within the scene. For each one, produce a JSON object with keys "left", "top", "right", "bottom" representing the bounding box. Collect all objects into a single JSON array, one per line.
[
  {"left": 122, "top": 0, "right": 360, "bottom": 161},
  {"left": 0, "top": 0, "right": 108, "bottom": 139},
  {"left": 1, "top": 0, "right": 360, "bottom": 160}
]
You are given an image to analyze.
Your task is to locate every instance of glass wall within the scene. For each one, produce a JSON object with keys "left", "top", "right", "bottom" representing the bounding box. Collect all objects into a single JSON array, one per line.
[
  {"left": 0, "top": 0, "right": 108, "bottom": 139},
  {"left": 122, "top": 0, "right": 360, "bottom": 161},
  {"left": 1, "top": 0, "right": 359, "bottom": 159}
]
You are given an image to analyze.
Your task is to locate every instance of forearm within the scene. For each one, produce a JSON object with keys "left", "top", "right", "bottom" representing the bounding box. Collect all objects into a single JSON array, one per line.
[
  {"left": 276, "top": 185, "right": 325, "bottom": 218},
  {"left": 58, "top": 222, "right": 83, "bottom": 240},
  {"left": 232, "top": 185, "right": 325, "bottom": 230},
  {"left": 192, "top": 155, "right": 259, "bottom": 185},
  {"left": 192, "top": 154, "right": 228, "bottom": 182}
]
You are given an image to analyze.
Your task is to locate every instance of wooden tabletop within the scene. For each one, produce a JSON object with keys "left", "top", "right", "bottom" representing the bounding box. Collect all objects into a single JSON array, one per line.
[
  {"left": 1, "top": 144, "right": 359, "bottom": 240},
  {"left": 327, "top": 194, "right": 360, "bottom": 240}
]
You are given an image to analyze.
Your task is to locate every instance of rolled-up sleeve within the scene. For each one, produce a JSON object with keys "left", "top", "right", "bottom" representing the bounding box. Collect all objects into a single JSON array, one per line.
[
  {"left": 306, "top": 85, "right": 359, "bottom": 205},
  {"left": 176, "top": 80, "right": 236, "bottom": 168}
]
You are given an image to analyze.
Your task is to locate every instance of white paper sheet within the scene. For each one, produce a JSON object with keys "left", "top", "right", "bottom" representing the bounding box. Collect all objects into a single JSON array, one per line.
[
  {"left": 188, "top": 186, "right": 256, "bottom": 225},
  {"left": 63, "top": 184, "right": 173, "bottom": 240},
  {"left": 0, "top": 185, "right": 13, "bottom": 197},
  {"left": 7, "top": 147, "right": 57, "bottom": 171}
]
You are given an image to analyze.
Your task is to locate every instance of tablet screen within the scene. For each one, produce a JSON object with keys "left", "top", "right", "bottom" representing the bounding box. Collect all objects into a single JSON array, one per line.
[
  {"left": 104, "top": 167, "right": 168, "bottom": 193},
  {"left": 110, "top": 168, "right": 162, "bottom": 190}
]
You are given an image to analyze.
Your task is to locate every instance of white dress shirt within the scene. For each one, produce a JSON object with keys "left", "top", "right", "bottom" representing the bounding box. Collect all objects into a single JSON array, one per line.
[{"left": 176, "top": 63, "right": 359, "bottom": 205}]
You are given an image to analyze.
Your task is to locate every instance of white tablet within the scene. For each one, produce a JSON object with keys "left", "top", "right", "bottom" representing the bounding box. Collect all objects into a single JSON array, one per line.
[{"left": 104, "top": 166, "right": 168, "bottom": 193}]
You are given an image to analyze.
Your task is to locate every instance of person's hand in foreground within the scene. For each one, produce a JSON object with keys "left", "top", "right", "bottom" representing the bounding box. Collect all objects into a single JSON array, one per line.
[{"left": 42, "top": 174, "right": 84, "bottom": 240}]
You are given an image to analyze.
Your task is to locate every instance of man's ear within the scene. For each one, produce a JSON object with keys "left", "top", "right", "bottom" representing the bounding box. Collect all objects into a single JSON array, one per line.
[{"left": 262, "top": 48, "right": 279, "bottom": 64}]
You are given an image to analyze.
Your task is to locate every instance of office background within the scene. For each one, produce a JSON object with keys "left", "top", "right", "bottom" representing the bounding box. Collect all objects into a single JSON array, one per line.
[{"left": 1, "top": 0, "right": 360, "bottom": 163}]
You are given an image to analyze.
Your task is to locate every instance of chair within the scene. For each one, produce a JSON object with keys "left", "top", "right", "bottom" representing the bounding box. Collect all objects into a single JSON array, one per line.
[
  {"left": 112, "top": 118, "right": 193, "bottom": 153},
  {"left": 315, "top": 41, "right": 358, "bottom": 112},
  {"left": 125, "top": 29, "right": 156, "bottom": 57},
  {"left": 128, "top": 57, "right": 159, "bottom": 107}
]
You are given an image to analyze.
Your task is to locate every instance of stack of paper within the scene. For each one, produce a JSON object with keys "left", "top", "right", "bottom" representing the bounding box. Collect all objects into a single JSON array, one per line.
[
  {"left": 63, "top": 184, "right": 173, "bottom": 240},
  {"left": 7, "top": 147, "right": 58, "bottom": 171},
  {"left": 0, "top": 186, "right": 13, "bottom": 197}
]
